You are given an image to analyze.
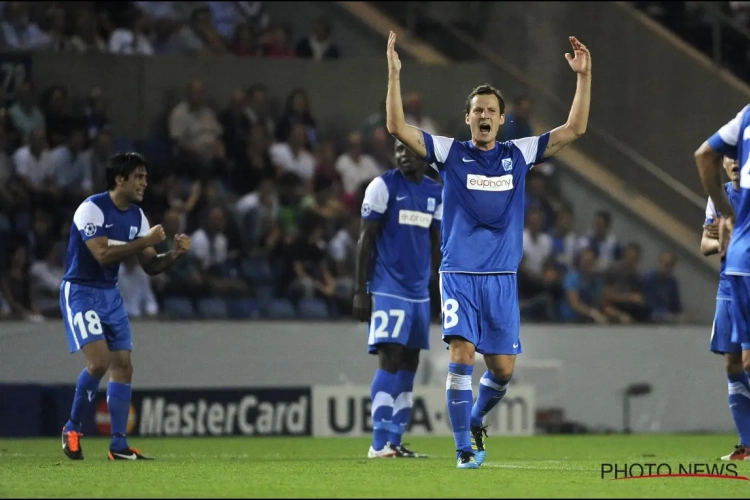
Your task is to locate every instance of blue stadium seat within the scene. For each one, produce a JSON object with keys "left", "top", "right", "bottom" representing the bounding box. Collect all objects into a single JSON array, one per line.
[
  {"left": 163, "top": 297, "right": 195, "bottom": 319},
  {"left": 197, "top": 298, "right": 229, "bottom": 319},
  {"left": 297, "top": 298, "right": 329, "bottom": 320},
  {"left": 255, "top": 285, "right": 274, "bottom": 309},
  {"left": 135, "top": 138, "right": 173, "bottom": 162},
  {"left": 227, "top": 298, "right": 260, "bottom": 319},
  {"left": 113, "top": 137, "right": 136, "bottom": 154},
  {"left": 241, "top": 257, "right": 273, "bottom": 286},
  {"left": 266, "top": 299, "right": 296, "bottom": 319}
]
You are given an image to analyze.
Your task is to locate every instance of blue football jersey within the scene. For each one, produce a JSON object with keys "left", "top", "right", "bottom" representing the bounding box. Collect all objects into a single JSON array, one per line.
[
  {"left": 361, "top": 169, "right": 443, "bottom": 300},
  {"left": 708, "top": 104, "right": 750, "bottom": 275},
  {"left": 422, "top": 131, "right": 550, "bottom": 273},
  {"left": 705, "top": 182, "right": 741, "bottom": 299},
  {"left": 63, "top": 192, "right": 150, "bottom": 288}
]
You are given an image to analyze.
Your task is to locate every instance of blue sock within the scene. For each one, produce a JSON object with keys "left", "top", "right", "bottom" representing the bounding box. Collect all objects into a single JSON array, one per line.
[
  {"left": 728, "top": 372, "right": 750, "bottom": 446},
  {"left": 371, "top": 369, "right": 398, "bottom": 451},
  {"left": 471, "top": 371, "right": 511, "bottom": 428},
  {"left": 446, "top": 362, "right": 474, "bottom": 454},
  {"left": 107, "top": 382, "right": 132, "bottom": 450},
  {"left": 389, "top": 370, "right": 417, "bottom": 447},
  {"left": 65, "top": 369, "right": 101, "bottom": 432}
]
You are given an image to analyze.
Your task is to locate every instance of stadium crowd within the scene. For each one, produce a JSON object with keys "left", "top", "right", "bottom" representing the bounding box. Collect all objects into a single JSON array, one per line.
[{"left": 0, "top": 1, "right": 686, "bottom": 324}]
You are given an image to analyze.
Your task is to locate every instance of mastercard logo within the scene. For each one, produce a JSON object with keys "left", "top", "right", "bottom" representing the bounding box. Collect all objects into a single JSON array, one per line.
[{"left": 95, "top": 399, "right": 137, "bottom": 435}]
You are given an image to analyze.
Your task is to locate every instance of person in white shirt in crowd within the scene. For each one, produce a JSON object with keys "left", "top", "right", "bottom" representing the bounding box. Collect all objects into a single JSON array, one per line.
[
  {"left": 335, "top": 131, "right": 382, "bottom": 196},
  {"left": 13, "top": 127, "right": 56, "bottom": 198},
  {"left": 522, "top": 207, "right": 554, "bottom": 275},
  {"left": 118, "top": 255, "right": 159, "bottom": 319},
  {"left": 577, "top": 210, "right": 622, "bottom": 272},
  {"left": 108, "top": 8, "right": 154, "bottom": 55},
  {"left": 1, "top": 2, "right": 51, "bottom": 50},
  {"left": 402, "top": 92, "right": 440, "bottom": 136},
  {"left": 270, "top": 123, "right": 316, "bottom": 182},
  {"left": 51, "top": 127, "right": 93, "bottom": 201},
  {"left": 328, "top": 216, "right": 359, "bottom": 302},
  {"left": 8, "top": 81, "right": 45, "bottom": 142},
  {"left": 29, "top": 241, "right": 65, "bottom": 317},
  {"left": 169, "top": 79, "right": 225, "bottom": 165}
]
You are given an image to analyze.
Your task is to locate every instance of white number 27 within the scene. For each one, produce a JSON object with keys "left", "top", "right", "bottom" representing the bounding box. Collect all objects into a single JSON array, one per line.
[{"left": 368, "top": 309, "right": 406, "bottom": 343}]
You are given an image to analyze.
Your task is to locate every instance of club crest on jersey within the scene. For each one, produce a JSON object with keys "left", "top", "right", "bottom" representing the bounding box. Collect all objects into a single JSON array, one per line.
[
  {"left": 501, "top": 158, "right": 513, "bottom": 172},
  {"left": 129, "top": 226, "right": 138, "bottom": 240},
  {"left": 427, "top": 197, "right": 436, "bottom": 212},
  {"left": 361, "top": 203, "right": 371, "bottom": 217}
]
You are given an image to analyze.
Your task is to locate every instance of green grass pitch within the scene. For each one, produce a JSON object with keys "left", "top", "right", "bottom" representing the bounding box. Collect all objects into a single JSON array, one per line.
[{"left": 1, "top": 434, "right": 749, "bottom": 498}]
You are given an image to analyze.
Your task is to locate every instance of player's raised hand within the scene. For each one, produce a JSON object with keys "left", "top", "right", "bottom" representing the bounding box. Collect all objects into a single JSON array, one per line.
[
  {"left": 145, "top": 224, "right": 166, "bottom": 246},
  {"left": 719, "top": 216, "right": 735, "bottom": 257},
  {"left": 565, "top": 36, "right": 591, "bottom": 77},
  {"left": 387, "top": 30, "right": 401, "bottom": 76},
  {"left": 173, "top": 234, "right": 191, "bottom": 256},
  {"left": 353, "top": 291, "right": 372, "bottom": 323}
]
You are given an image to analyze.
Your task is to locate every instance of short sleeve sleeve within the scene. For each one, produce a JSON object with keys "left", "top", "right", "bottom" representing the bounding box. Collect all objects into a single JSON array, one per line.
[
  {"left": 511, "top": 133, "right": 551, "bottom": 166},
  {"left": 422, "top": 131, "right": 454, "bottom": 171},
  {"left": 72, "top": 201, "right": 106, "bottom": 241},
  {"left": 361, "top": 177, "right": 389, "bottom": 220},
  {"left": 705, "top": 197, "right": 717, "bottom": 225},
  {"left": 433, "top": 201, "right": 443, "bottom": 224},
  {"left": 137, "top": 208, "right": 150, "bottom": 238},
  {"left": 707, "top": 105, "right": 749, "bottom": 160}
]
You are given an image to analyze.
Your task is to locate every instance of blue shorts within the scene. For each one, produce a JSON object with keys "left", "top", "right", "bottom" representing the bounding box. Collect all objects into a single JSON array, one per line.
[
  {"left": 60, "top": 280, "right": 132, "bottom": 354},
  {"left": 710, "top": 298, "right": 741, "bottom": 355},
  {"left": 439, "top": 272, "right": 521, "bottom": 356},
  {"left": 367, "top": 293, "right": 431, "bottom": 354},
  {"left": 729, "top": 275, "right": 750, "bottom": 350}
]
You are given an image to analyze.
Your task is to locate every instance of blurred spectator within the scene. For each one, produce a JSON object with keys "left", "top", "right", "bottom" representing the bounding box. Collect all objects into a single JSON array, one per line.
[
  {"left": 244, "top": 84, "right": 275, "bottom": 137},
  {"left": 301, "top": 176, "right": 347, "bottom": 233},
  {"left": 525, "top": 170, "right": 556, "bottom": 232},
  {"left": 603, "top": 242, "right": 650, "bottom": 324},
  {"left": 403, "top": 92, "right": 440, "bottom": 135},
  {"left": 44, "top": 6, "right": 68, "bottom": 53},
  {"left": 550, "top": 205, "right": 578, "bottom": 270},
  {"left": 242, "top": 1, "right": 270, "bottom": 34},
  {"left": 522, "top": 208, "right": 553, "bottom": 275},
  {"left": 560, "top": 248, "right": 608, "bottom": 324},
  {"left": 503, "top": 96, "right": 532, "bottom": 141},
  {"left": 42, "top": 85, "right": 79, "bottom": 149},
  {"left": 84, "top": 88, "right": 110, "bottom": 140},
  {"left": 207, "top": 1, "right": 251, "bottom": 42},
  {"left": 0, "top": 242, "right": 43, "bottom": 322},
  {"left": 175, "top": 6, "right": 227, "bottom": 56},
  {"left": 13, "top": 128, "right": 57, "bottom": 203},
  {"left": 368, "top": 127, "right": 397, "bottom": 172},
  {"left": 275, "top": 172, "right": 305, "bottom": 239},
  {"left": 328, "top": 216, "right": 358, "bottom": 304},
  {"left": 84, "top": 128, "right": 114, "bottom": 193},
  {"left": 275, "top": 88, "right": 317, "bottom": 149},
  {"left": 190, "top": 205, "right": 248, "bottom": 297},
  {"left": 27, "top": 208, "right": 55, "bottom": 262},
  {"left": 270, "top": 123, "right": 316, "bottom": 182},
  {"left": 1, "top": 2, "right": 51, "bottom": 50},
  {"left": 261, "top": 22, "right": 296, "bottom": 59},
  {"left": 8, "top": 81, "right": 45, "bottom": 142},
  {"left": 150, "top": 15, "right": 181, "bottom": 55},
  {"left": 220, "top": 89, "right": 252, "bottom": 165},
  {"left": 229, "top": 124, "right": 275, "bottom": 197},
  {"left": 68, "top": 8, "right": 107, "bottom": 53},
  {"left": 519, "top": 208, "right": 559, "bottom": 321},
  {"left": 108, "top": 8, "right": 154, "bottom": 56},
  {"left": 169, "top": 80, "right": 224, "bottom": 166},
  {"left": 152, "top": 208, "right": 207, "bottom": 302},
  {"left": 51, "top": 127, "right": 93, "bottom": 201},
  {"left": 295, "top": 16, "right": 341, "bottom": 61},
  {"left": 118, "top": 255, "right": 159, "bottom": 319},
  {"left": 577, "top": 210, "right": 622, "bottom": 272},
  {"left": 335, "top": 131, "right": 381, "bottom": 197},
  {"left": 284, "top": 212, "right": 336, "bottom": 302},
  {"left": 642, "top": 250, "right": 686, "bottom": 324},
  {"left": 29, "top": 240, "right": 63, "bottom": 317},
  {"left": 362, "top": 99, "right": 387, "bottom": 144},
  {"left": 235, "top": 178, "right": 281, "bottom": 252},
  {"left": 232, "top": 22, "right": 262, "bottom": 57},
  {"left": 314, "top": 140, "right": 342, "bottom": 188}
]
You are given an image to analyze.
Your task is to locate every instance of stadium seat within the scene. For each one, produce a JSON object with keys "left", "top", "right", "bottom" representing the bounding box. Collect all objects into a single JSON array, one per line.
[
  {"left": 255, "top": 285, "right": 274, "bottom": 308},
  {"left": 113, "top": 137, "right": 136, "bottom": 153},
  {"left": 197, "top": 298, "right": 229, "bottom": 319},
  {"left": 163, "top": 297, "right": 195, "bottom": 319},
  {"left": 297, "top": 298, "right": 329, "bottom": 319},
  {"left": 265, "top": 299, "right": 296, "bottom": 319},
  {"left": 227, "top": 298, "right": 260, "bottom": 319},
  {"left": 241, "top": 257, "right": 273, "bottom": 286}
]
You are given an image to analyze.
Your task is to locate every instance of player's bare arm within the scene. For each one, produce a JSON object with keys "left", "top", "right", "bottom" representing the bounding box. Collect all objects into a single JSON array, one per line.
[
  {"left": 543, "top": 37, "right": 592, "bottom": 158},
  {"left": 353, "top": 219, "right": 383, "bottom": 322},
  {"left": 138, "top": 233, "right": 192, "bottom": 276},
  {"left": 85, "top": 224, "right": 166, "bottom": 266},
  {"left": 695, "top": 142, "right": 735, "bottom": 255},
  {"left": 385, "top": 31, "right": 428, "bottom": 159},
  {"left": 701, "top": 227, "right": 721, "bottom": 256}
]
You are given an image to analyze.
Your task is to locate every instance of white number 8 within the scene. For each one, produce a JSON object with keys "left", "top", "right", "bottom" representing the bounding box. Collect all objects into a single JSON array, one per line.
[
  {"left": 73, "top": 310, "right": 103, "bottom": 340},
  {"left": 443, "top": 299, "right": 459, "bottom": 329}
]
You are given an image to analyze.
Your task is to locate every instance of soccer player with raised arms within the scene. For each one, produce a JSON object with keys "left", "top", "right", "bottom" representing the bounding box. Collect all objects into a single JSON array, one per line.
[
  {"left": 384, "top": 31, "right": 591, "bottom": 468},
  {"left": 700, "top": 157, "right": 750, "bottom": 460},
  {"left": 354, "top": 140, "right": 442, "bottom": 459},
  {"left": 697, "top": 107, "right": 750, "bottom": 460},
  {"left": 60, "top": 152, "right": 191, "bottom": 461}
]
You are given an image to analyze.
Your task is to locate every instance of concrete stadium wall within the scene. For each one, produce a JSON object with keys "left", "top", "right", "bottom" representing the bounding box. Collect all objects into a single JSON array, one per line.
[{"left": 0, "top": 320, "right": 731, "bottom": 434}]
